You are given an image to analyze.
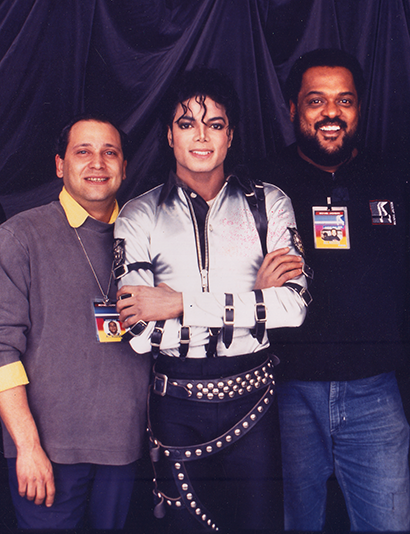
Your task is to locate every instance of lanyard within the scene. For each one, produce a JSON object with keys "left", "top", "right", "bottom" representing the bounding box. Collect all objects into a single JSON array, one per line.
[{"left": 74, "top": 228, "right": 113, "bottom": 304}]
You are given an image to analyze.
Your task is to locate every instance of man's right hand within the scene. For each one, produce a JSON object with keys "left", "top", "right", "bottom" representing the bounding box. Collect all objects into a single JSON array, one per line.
[
  {"left": 16, "top": 444, "right": 55, "bottom": 506},
  {"left": 0, "top": 385, "right": 55, "bottom": 507}
]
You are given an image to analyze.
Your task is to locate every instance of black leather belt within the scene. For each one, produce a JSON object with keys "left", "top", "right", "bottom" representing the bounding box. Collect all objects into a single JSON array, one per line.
[{"left": 152, "top": 357, "right": 274, "bottom": 401}]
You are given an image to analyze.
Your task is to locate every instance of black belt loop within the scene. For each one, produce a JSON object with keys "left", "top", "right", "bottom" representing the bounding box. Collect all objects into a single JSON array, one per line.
[
  {"left": 151, "top": 320, "right": 165, "bottom": 359},
  {"left": 122, "top": 320, "right": 148, "bottom": 342},
  {"left": 223, "top": 293, "right": 234, "bottom": 348},
  {"left": 178, "top": 325, "right": 190, "bottom": 360},
  {"left": 251, "top": 289, "right": 267, "bottom": 343},
  {"left": 206, "top": 328, "right": 220, "bottom": 357}
]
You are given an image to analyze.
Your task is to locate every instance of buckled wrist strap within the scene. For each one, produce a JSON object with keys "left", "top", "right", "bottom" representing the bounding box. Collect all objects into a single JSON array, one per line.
[
  {"left": 122, "top": 320, "right": 148, "bottom": 342},
  {"left": 223, "top": 293, "right": 234, "bottom": 348},
  {"left": 114, "top": 261, "right": 154, "bottom": 281},
  {"left": 151, "top": 320, "right": 165, "bottom": 359},
  {"left": 284, "top": 282, "right": 313, "bottom": 307},
  {"left": 251, "top": 289, "right": 267, "bottom": 343}
]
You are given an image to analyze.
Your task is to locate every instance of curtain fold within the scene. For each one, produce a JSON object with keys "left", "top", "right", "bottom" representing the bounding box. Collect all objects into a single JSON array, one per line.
[{"left": 0, "top": 0, "right": 408, "bottom": 217}]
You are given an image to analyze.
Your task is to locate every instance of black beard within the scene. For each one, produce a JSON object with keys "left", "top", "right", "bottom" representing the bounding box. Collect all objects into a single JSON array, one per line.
[{"left": 294, "top": 114, "right": 358, "bottom": 167}]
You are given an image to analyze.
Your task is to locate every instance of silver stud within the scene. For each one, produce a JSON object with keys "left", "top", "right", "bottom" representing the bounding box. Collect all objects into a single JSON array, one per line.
[
  {"left": 175, "top": 463, "right": 181, "bottom": 469},
  {"left": 243, "top": 421, "right": 249, "bottom": 429},
  {"left": 251, "top": 414, "right": 257, "bottom": 420},
  {"left": 255, "top": 370, "right": 260, "bottom": 376},
  {"left": 216, "top": 441, "right": 223, "bottom": 448},
  {"left": 234, "top": 429, "right": 241, "bottom": 436},
  {"left": 229, "top": 391, "right": 235, "bottom": 398},
  {"left": 176, "top": 500, "right": 182, "bottom": 507},
  {"left": 187, "top": 383, "right": 193, "bottom": 389},
  {"left": 245, "top": 374, "right": 251, "bottom": 380},
  {"left": 187, "top": 493, "right": 193, "bottom": 500},
  {"left": 185, "top": 450, "right": 192, "bottom": 458},
  {"left": 227, "top": 380, "right": 233, "bottom": 386},
  {"left": 197, "top": 392, "right": 203, "bottom": 399},
  {"left": 207, "top": 393, "right": 214, "bottom": 400},
  {"left": 190, "top": 501, "right": 197, "bottom": 508},
  {"left": 262, "top": 378, "right": 267, "bottom": 384},
  {"left": 207, "top": 519, "right": 212, "bottom": 525},
  {"left": 207, "top": 383, "right": 214, "bottom": 389},
  {"left": 233, "top": 385, "right": 239, "bottom": 391},
  {"left": 250, "top": 379, "right": 255, "bottom": 385},
  {"left": 264, "top": 397, "right": 269, "bottom": 404},
  {"left": 217, "top": 381, "right": 224, "bottom": 389},
  {"left": 203, "top": 388, "right": 209, "bottom": 395},
  {"left": 167, "top": 500, "right": 171, "bottom": 506},
  {"left": 247, "top": 386, "right": 252, "bottom": 392},
  {"left": 255, "top": 382, "right": 260, "bottom": 388},
  {"left": 270, "top": 388, "right": 275, "bottom": 395},
  {"left": 238, "top": 388, "right": 244, "bottom": 395},
  {"left": 195, "top": 449, "right": 202, "bottom": 456},
  {"left": 236, "top": 377, "right": 241, "bottom": 383},
  {"left": 164, "top": 450, "right": 170, "bottom": 457},
  {"left": 195, "top": 508, "right": 201, "bottom": 515},
  {"left": 258, "top": 406, "right": 263, "bottom": 413},
  {"left": 212, "top": 388, "right": 219, "bottom": 395},
  {"left": 206, "top": 445, "right": 213, "bottom": 453},
  {"left": 223, "top": 386, "right": 230, "bottom": 393},
  {"left": 218, "top": 392, "right": 225, "bottom": 399},
  {"left": 178, "top": 473, "right": 184, "bottom": 480},
  {"left": 262, "top": 366, "right": 267, "bottom": 372},
  {"left": 241, "top": 381, "right": 247, "bottom": 388},
  {"left": 197, "top": 383, "right": 203, "bottom": 390},
  {"left": 202, "top": 514, "right": 207, "bottom": 521},
  {"left": 226, "top": 435, "right": 232, "bottom": 443},
  {"left": 182, "top": 483, "right": 188, "bottom": 491}
]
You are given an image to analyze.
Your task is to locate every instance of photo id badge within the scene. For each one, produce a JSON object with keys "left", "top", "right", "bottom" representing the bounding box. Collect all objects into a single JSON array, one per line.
[
  {"left": 93, "top": 301, "right": 125, "bottom": 342},
  {"left": 312, "top": 206, "right": 350, "bottom": 249}
]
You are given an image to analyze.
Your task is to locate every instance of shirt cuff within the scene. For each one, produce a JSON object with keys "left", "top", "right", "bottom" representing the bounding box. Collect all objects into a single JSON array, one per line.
[{"left": 0, "top": 361, "right": 29, "bottom": 392}]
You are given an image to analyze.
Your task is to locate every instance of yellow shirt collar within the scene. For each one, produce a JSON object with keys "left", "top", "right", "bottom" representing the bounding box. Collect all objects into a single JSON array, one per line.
[{"left": 59, "top": 187, "right": 119, "bottom": 228}]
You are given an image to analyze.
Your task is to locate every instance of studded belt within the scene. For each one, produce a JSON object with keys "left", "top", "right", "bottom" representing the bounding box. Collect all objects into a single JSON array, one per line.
[
  {"left": 152, "top": 357, "right": 274, "bottom": 401},
  {"left": 150, "top": 383, "right": 275, "bottom": 531}
]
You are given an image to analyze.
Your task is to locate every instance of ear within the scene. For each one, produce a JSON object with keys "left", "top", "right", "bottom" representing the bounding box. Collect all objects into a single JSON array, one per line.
[
  {"left": 227, "top": 127, "right": 234, "bottom": 149},
  {"left": 55, "top": 155, "right": 64, "bottom": 178},
  {"left": 289, "top": 100, "right": 296, "bottom": 123},
  {"left": 167, "top": 126, "right": 173, "bottom": 148},
  {"left": 122, "top": 160, "right": 127, "bottom": 181}
]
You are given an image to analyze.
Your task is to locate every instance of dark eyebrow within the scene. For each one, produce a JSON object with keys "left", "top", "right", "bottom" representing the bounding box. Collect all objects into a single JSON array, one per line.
[
  {"left": 72, "top": 142, "right": 120, "bottom": 150},
  {"left": 175, "top": 115, "right": 227, "bottom": 124},
  {"left": 305, "top": 90, "right": 356, "bottom": 98}
]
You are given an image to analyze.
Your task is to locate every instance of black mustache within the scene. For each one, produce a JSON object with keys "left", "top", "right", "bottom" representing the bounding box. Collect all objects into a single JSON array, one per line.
[{"left": 315, "top": 118, "right": 347, "bottom": 131}]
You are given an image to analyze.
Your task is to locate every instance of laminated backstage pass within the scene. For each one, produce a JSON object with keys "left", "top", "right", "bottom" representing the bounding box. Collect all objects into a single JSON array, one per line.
[
  {"left": 93, "top": 301, "right": 126, "bottom": 342},
  {"left": 312, "top": 206, "right": 350, "bottom": 250}
]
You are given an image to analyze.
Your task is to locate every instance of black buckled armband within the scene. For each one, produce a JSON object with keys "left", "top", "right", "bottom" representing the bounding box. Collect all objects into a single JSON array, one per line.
[
  {"left": 223, "top": 293, "right": 234, "bottom": 348},
  {"left": 179, "top": 325, "right": 190, "bottom": 360},
  {"left": 284, "top": 282, "right": 313, "bottom": 307},
  {"left": 151, "top": 320, "right": 165, "bottom": 359},
  {"left": 114, "top": 261, "right": 154, "bottom": 281},
  {"left": 206, "top": 328, "right": 220, "bottom": 358},
  {"left": 251, "top": 289, "right": 267, "bottom": 343},
  {"left": 122, "top": 320, "right": 148, "bottom": 342}
]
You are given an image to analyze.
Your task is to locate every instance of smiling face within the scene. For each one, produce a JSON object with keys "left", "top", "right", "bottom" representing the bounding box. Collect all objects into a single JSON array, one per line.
[
  {"left": 55, "top": 120, "right": 126, "bottom": 222},
  {"left": 290, "top": 66, "right": 360, "bottom": 168},
  {"left": 167, "top": 96, "right": 233, "bottom": 197}
]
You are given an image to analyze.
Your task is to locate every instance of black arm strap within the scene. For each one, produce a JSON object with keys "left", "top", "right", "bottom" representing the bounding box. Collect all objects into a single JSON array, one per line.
[{"left": 114, "top": 261, "right": 154, "bottom": 281}]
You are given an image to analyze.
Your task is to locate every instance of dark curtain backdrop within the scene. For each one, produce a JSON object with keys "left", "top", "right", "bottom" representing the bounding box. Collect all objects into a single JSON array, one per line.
[{"left": 0, "top": 0, "right": 409, "bottom": 218}]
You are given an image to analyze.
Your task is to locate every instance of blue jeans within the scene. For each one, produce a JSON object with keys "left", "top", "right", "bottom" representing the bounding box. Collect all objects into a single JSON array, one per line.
[
  {"left": 277, "top": 372, "right": 410, "bottom": 532},
  {"left": 7, "top": 460, "right": 137, "bottom": 530}
]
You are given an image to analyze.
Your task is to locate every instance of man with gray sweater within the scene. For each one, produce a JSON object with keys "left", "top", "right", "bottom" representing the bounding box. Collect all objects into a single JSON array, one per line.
[{"left": 0, "top": 115, "right": 151, "bottom": 530}]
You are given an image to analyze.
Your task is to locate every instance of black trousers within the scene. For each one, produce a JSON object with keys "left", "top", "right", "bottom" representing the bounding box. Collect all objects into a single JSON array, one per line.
[{"left": 149, "top": 351, "right": 283, "bottom": 533}]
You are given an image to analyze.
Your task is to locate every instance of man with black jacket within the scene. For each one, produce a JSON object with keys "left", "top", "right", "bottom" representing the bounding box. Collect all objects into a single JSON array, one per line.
[{"left": 271, "top": 49, "right": 410, "bottom": 532}]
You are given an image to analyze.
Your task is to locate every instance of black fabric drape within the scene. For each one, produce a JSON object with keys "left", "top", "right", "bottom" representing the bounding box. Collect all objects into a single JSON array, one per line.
[{"left": 0, "top": 0, "right": 409, "bottom": 217}]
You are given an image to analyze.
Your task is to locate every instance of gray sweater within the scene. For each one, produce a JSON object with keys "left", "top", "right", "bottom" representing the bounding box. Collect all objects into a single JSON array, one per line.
[{"left": 0, "top": 201, "right": 150, "bottom": 465}]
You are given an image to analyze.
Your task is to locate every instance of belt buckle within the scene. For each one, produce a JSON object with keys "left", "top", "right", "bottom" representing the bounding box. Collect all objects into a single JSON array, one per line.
[{"left": 153, "top": 373, "right": 168, "bottom": 396}]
